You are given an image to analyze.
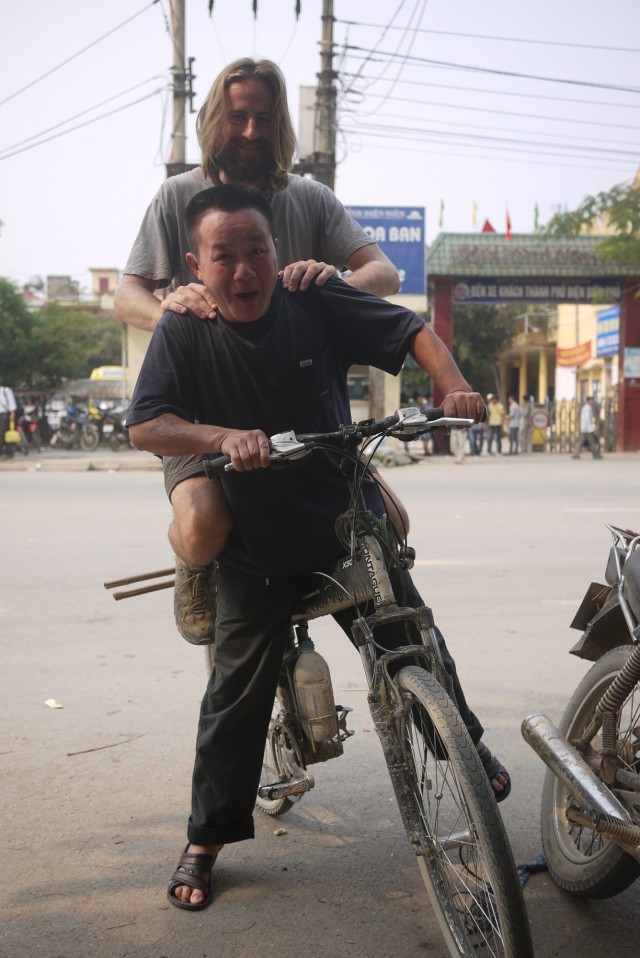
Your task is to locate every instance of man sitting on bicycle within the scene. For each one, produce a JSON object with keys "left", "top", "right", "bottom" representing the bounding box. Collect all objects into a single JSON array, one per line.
[{"left": 126, "top": 183, "right": 510, "bottom": 911}]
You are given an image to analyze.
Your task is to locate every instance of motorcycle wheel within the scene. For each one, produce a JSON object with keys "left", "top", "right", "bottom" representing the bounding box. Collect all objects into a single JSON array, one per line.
[
  {"left": 55, "top": 426, "right": 73, "bottom": 448},
  {"left": 109, "top": 433, "right": 126, "bottom": 452},
  {"left": 541, "top": 645, "right": 640, "bottom": 899},
  {"left": 79, "top": 425, "right": 99, "bottom": 452}
]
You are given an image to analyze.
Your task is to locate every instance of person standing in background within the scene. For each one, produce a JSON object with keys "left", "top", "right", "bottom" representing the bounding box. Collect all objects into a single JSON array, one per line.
[
  {"left": 0, "top": 383, "right": 17, "bottom": 459},
  {"left": 572, "top": 396, "right": 602, "bottom": 460},
  {"left": 486, "top": 394, "right": 505, "bottom": 455},
  {"left": 506, "top": 395, "right": 521, "bottom": 455},
  {"left": 519, "top": 395, "right": 533, "bottom": 453}
]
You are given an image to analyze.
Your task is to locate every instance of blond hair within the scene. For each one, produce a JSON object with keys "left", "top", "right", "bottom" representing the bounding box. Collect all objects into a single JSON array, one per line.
[{"left": 197, "top": 58, "right": 297, "bottom": 194}]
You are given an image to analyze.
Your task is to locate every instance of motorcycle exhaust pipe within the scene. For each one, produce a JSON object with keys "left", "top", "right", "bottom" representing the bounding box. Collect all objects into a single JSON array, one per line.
[{"left": 522, "top": 713, "right": 640, "bottom": 853}]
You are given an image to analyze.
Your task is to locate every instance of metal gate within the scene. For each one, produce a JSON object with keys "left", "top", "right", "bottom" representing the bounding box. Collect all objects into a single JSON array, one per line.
[{"left": 548, "top": 396, "right": 618, "bottom": 453}]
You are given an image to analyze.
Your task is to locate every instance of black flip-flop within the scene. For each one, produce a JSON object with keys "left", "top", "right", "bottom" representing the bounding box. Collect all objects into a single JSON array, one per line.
[{"left": 167, "top": 844, "right": 217, "bottom": 911}]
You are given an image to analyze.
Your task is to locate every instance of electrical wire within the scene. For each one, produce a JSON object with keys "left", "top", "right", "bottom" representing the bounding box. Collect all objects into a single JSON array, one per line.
[
  {"left": 0, "top": 1, "right": 160, "bottom": 109},
  {"left": 341, "top": 89, "right": 640, "bottom": 133},
  {"left": 340, "top": 120, "right": 639, "bottom": 159},
  {"left": 0, "top": 77, "right": 165, "bottom": 156},
  {"left": 340, "top": 72, "right": 640, "bottom": 111},
  {"left": 342, "top": 46, "right": 640, "bottom": 95},
  {"left": 342, "top": 106, "right": 640, "bottom": 150},
  {"left": 357, "top": 0, "right": 431, "bottom": 117},
  {"left": 338, "top": 126, "right": 635, "bottom": 171},
  {"left": 340, "top": 141, "right": 631, "bottom": 175},
  {"left": 0, "top": 90, "right": 164, "bottom": 162},
  {"left": 336, "top": 20, "right": 640, "bottom": 56}
]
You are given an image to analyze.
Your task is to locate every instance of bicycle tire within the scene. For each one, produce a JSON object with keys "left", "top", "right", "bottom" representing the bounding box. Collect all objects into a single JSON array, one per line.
[
  {"left": 540, "top": 645, "right": 640, "bottom": 899},
  {"left": 394, "top": 666, "right": 533, "bottom": 958}
]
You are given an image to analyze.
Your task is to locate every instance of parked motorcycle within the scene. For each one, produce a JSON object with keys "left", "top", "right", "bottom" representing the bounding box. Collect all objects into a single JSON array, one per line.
[
  {"left": 100, "top": 406, "right": 131, "bottom": 451},
  {"left": 50, "top": 405, "right": 100, "bottom": 452},
  {"left": 523, "top": 523, "right": 640, "bottom": 899}
]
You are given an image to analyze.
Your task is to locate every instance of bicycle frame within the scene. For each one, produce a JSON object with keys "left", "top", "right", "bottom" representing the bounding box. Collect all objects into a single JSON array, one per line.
[{"left": 257, "top": 426, "right": 456, "bottom": 806}]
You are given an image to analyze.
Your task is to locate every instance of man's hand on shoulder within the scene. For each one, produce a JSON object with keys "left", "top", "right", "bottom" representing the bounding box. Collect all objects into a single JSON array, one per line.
[
  {"left": 161, "top": 283, "right": 218, "bottom": 320},
  {"left": 280, "top": 260, "right": 338, "bottom": 292}
]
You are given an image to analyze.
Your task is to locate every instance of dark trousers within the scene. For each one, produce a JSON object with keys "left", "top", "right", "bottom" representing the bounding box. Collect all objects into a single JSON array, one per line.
[
  {"left": 488, "top": 425, "right": 502, "bottom": 454},
  {"left": 573, "top": 432, "right": 601, "bottom": 458},
  {"left": 188, "top": 564, "right": 483, "bottom": 846}
]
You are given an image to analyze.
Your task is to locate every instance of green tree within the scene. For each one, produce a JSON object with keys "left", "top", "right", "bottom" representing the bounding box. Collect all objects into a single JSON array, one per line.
[
  {"left": 0, "top": 279, "right": 34, "bottom": 384},
  {"left": 451, "top": 305, "right": 519, "bottom": 396},
  {"left": 28, "top": 304, "right": 121, "bottom": 391},
  {"left": 0, "top": 279, "right": 121, "bottom": 391},
  {"left": 545, "top": 179, "right": 640, "bottom": 267}
]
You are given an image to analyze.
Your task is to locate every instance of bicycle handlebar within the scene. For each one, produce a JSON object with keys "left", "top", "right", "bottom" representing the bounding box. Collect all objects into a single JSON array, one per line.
[{"left": 202, "top": 405, "right": 476, "bottom": 478}]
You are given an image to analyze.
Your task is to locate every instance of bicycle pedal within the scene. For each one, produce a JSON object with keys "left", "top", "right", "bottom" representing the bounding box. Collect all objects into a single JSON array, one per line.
[{"left": 258, "top": 776, "right": 313, "bottom": 801}]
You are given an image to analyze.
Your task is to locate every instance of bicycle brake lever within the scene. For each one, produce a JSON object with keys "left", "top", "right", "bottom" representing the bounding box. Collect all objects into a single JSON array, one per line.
[{"left": 269, "top": 430, "right": 311, "bottom": 465}]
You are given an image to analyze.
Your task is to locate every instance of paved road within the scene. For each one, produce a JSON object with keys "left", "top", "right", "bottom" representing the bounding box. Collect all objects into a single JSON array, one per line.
[{"left": 2, "top": 448, "right": 640, "bottom": 957}]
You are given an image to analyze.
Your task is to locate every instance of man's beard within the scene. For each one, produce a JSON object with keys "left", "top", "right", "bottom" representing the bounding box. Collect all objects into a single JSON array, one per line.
[{"left": 215, "top": 139, "right": 276, "bottom": 183}]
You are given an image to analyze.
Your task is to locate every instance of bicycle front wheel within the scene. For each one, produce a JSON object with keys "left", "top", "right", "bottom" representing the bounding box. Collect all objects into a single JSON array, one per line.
[{"left": 395, "top": 666, "right": 532, "bottom": 958}]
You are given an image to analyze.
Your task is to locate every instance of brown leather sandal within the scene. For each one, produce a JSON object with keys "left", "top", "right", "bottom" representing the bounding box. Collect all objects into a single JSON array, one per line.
[{"left": 167, "top": 844, "right": 217, "bottom": 911}]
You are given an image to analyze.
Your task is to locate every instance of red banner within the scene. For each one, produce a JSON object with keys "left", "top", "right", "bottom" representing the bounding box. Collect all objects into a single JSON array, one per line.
[{"left": 556, "top": 341, "right": 592, "bottom": 367}]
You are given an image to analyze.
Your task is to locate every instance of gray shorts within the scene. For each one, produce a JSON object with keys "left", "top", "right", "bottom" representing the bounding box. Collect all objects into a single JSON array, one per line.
[{"left": 163, "top": 454, "right": 209, "bottom": 500}]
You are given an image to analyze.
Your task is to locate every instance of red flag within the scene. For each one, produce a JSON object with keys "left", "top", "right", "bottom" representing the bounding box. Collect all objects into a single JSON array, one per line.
[
  {"left": 481, "top": 219, "right": 496, "bottom": 233},
  {"left": 506, "top": 210, "right": 513, "bottom": 241}
]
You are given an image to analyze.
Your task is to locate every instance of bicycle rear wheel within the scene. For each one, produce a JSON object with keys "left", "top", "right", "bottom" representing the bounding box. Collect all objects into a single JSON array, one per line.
[{"left": 395, "top": 666, "right": 532, "bottom": 958}]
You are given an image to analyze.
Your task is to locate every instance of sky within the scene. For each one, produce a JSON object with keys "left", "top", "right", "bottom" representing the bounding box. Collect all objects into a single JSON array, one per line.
[{"left": 1, "top": 0, "right": 638, "bottom": 296}]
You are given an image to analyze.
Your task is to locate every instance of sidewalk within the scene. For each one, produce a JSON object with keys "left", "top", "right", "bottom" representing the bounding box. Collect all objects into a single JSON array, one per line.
[{"left": 0, "top": 444, "right": 162, "bottom": 472}]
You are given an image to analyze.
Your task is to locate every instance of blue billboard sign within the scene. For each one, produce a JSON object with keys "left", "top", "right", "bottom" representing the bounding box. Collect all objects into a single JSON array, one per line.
[
  {"left": 346, "top": 206, "right": 426, "bottom": 295},
  {"left": 596, "top": 305, "right": 619, "bottom": 357}
]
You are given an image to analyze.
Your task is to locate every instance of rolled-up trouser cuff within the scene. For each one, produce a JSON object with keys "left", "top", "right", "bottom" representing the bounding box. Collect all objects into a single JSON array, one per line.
[{"left": 187, "top": 818, "right": 255, "bottom": 846}]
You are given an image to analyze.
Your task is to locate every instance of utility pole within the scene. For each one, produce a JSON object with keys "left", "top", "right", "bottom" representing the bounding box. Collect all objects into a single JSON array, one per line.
[
  {"left": 166, "top": 0, "right": 197, "bottom": 178},
  {"left": 294, "top": 0, "right": 337, "bottom": 190},
  {"left": 314, "top": 0, "right": 337, "bottom": 189}
]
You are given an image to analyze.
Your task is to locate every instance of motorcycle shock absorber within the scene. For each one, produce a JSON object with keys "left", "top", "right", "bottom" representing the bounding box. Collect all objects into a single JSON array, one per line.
[
  {"left": 572, "top": 644, "right": 640, "bottom": 762},
  {"left": 597, "top": 643, "right": 640, "bottom": 720}
]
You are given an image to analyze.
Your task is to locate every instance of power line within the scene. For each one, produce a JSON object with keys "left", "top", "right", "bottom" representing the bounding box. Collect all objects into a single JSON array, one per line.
[
  {"left": 0, "top": 91, "right": 163, "bottom": 162},
  {"left": 339, "top": 121, "right": 639, "bottom": 160},
  {"left": 336, "top": 20, "right": 640, "bottom": 55},
  {"left": 343, "top": 46, "right": 640, "bottom": 94},
  {"left": 339, "top": 71, "right": 640, "bottom": 111},
  {"left": 0, "top": 77, "right": 165, "bottom": 155},
  {"left": 341, "top": 89, "right": 640, "bottom": 132},
  {"left": 0, "top": 1, "right": 160, "bottom": 109},
  {"left": 336, "top": 136, "right": 631, "bottom": 176}
]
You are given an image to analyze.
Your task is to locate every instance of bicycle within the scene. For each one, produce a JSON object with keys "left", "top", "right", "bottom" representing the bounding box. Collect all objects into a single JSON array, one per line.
[{"left": 204, "top": 405, "right": 533, "bottom": 958}]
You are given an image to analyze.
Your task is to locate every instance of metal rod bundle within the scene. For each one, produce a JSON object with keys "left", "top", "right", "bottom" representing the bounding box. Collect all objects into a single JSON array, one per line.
[{"left": 104, "top": 567, "right": 175, "bottom": 600}]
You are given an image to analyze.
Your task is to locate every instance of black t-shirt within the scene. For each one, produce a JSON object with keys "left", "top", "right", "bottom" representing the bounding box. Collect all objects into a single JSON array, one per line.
[{"left": 128, "top": 277, "right": 424, "bottom": 576}]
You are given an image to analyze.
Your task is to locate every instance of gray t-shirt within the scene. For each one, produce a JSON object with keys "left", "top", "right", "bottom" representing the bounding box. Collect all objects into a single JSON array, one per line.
[{"left": 123, "top": 169, "right": 374, "bottom": 289}]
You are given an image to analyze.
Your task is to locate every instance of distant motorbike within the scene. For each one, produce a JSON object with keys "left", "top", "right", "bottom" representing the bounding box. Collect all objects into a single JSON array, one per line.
[
  {"left": 523, "top": 523, "right": 640, "bottom": 899},
  {"left": 51, "top": 406, "right": 100, "bottom": 452},
  {"left": 1, "top": 418, "right": 29, "bottom": 457},
  {"left": 100, "top": 406, "right": 131, "bottom": 451}
]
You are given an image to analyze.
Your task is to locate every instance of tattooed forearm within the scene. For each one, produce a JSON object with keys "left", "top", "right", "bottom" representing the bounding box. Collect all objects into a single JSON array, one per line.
[{"left": 147, "top": 413, "right": 190, "bottom": 440}]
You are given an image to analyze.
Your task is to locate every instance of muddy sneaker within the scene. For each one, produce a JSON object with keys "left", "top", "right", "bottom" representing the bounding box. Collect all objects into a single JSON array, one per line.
[{"left": 174, "top": 558, "right": 217, "bottom": 645}]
